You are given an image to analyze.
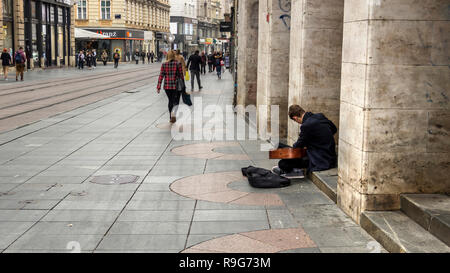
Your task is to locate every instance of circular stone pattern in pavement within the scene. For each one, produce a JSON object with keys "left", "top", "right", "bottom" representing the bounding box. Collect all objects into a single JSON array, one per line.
[
  {"left": 170, "top": 171, "right": 283, "bottom": 206},
  {"left": 171, "top": 142, "right": 249, "bottom": 160},
  {"left": 89, "top": 174, "right": 139, "bottom": 185},
  {"left": 182, "top": 228, "right": 316, "bottom": 253}
]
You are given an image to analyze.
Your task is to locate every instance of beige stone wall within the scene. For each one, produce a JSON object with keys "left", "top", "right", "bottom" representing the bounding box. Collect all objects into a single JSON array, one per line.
[
  {"left": 236, "top": 0, "right": 259, "bottom": 107},
  {"left": 287, "top": 0, "right": 344, "bottom": 146},
  {"left": 0, "top": 0, "right": 3, "bottom": 50},
  {"left": 75, "top": 0, "right": 170, "bottom": 33},
  {"left": 338, "top": 0, "right": 450, "bottom": 223},
  {"left": 13, "top": 0, "right": 25, "bottom": 49},
  {"left": 257, "top": 0, "right": 291, "bottom": 141}
]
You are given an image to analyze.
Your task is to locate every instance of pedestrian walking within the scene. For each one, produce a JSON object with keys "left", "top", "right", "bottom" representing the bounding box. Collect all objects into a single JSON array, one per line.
[
  {"left": 215, "top": 51, "right": 223, "bottom": 79},
  {"left": 101, "top": 50, "right": 108, "bottom": 66},
  {"left": 187, "top": 50, "right": 203, "bottom": 92},
  {"left": 156, "top": 50, "right": 184, "bottom": 124},
  {"left": 113, "top": 50, "right": 120, "bottom": 69},
  {"left": 147, "top": 52, "right": 151, "bottom": 64},
  {"left": 175, "top": 49, "right": 187, "bottom": 76},
  {"left": 78, "top": 50, "right": 85, "bottom": 69},
  {"left": 141, "top": 51, "right": 146, "bottom": 64},
  {"left": 134, "top": 50, "right": 140, "bottom": 64},
  {"left": 150, "top": 51, "right": 155, "bottom": 63},
  {"left": 14, "top": 47, "right": 26, "bottom": 81},
  {"left": 92, "top": 49, "right": 97, "bottom": 68},
  {"left": 207, "top": 52, "right": 214, "bottom": 72},
  {"left": 1, "top": 48, "right": 11, "bottom": 81},
  {"left": 86, "top": 51, "right": 93, "bottom": 69},
  {"left": 200, "top": 52, "right": 207, "bottom": 75}
]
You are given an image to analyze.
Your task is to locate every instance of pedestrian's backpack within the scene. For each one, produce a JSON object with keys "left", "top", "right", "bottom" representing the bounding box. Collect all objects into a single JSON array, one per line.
[
  {"left": 15, "top": 52, "right": 23, "bottom": 64},
  {"left": 241, "top": 166, "right": 291, "bottom": 188},
  {"left": 114, "top": 53, "right": 119, "bottom": 59}
]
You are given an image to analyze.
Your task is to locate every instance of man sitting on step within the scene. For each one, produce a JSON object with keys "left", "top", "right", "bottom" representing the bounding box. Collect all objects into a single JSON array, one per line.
[{"left": 272, "top": 105, "right": 337, "bottom": 179}]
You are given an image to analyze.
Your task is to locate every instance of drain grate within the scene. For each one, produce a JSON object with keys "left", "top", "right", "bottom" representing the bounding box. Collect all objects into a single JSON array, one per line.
[{"left": 89, "top": 174, "right": 139, "bottom": 185}]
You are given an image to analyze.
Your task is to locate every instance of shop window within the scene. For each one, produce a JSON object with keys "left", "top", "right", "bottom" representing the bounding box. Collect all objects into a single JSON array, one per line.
[
  {"left": 58, "top": 7, "right": 63, "bottom": 23},
  {"left": 77, "top": 0, "right": 86, "bottom": 19},
  {"left": 101, "top": 0, "right": 111, "bottom": 20},
  {"left": 31, "top": 1, "right": 36, "bottom": 18},
  {"left": 2, "top": 0, "right": 13, "bottom": 17}
]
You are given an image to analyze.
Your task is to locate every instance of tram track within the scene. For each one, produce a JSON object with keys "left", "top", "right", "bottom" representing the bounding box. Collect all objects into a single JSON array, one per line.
[
  {"left": 0, "top": 67, "right": 151, "bottom": 96},
  {"left": 0, "top": 69, "right": 158, "bottom": 110},
  {"left": 0, "top": 67, "right": 162, "bottom": 133}
]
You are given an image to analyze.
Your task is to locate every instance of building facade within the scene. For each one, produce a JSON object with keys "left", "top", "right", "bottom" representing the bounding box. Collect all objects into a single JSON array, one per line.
[
  {"left": 74, "top": 0, "right": 170, "bottom": 61},
  {"left": 1, "top": 0, "right": 76, "bottom": 69},
  {"left": 169, "top": 0, "right": 230, "bottom": 54}
]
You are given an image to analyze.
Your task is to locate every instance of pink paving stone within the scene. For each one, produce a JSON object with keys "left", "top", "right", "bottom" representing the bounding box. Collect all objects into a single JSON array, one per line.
[
  {"left": 230, "top": 193, "right": 284, "bottom": 206},
  {"left": 192, "top": 191, "right": 249, "bottom": 203},
  {"left": 185, "top": 234, "right": 282, "bottom": 253},
  {"left": 241, "top": 228, "right": 316, "bottom": 250},
  {"left": 171, "top": 142, "right": 249, "bottom": 160},
  {"left": 181, "top": 248, "right": 224, "bottom": 253},
  {"left": 170, "top": 171, "right": 285, "bottom": 207}
]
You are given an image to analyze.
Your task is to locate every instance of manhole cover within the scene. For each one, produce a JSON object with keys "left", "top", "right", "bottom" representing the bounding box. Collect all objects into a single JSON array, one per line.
[{"left": 89, "top": 175, "right": 139, "bottom": 185}]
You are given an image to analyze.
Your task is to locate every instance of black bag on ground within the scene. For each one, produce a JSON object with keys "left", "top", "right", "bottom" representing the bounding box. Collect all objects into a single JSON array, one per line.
[{"left": 241, "top": 166, "right": 290, "bottom": 188}]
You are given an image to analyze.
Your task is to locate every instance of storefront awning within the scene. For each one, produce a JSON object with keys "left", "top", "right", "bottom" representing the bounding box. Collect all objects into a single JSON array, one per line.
[{"left": 75, "top": 28, "right": 109, "bottom": 39}]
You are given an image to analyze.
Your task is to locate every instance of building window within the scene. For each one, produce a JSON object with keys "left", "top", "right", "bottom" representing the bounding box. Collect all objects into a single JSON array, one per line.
[
  {"left": 101, "top": 0, "right": 111, "bottom": 20},
  {"left": 77, "top": 0, "right": 86, "bottom": 19}
]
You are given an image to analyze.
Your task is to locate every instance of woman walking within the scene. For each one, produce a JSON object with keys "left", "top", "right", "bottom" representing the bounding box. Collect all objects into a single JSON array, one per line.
[
  {"left": 156, "top": 50, "right": 184, "bottom": 123},
  {"left": 101, "top": 50, "right": 108, "bottom": 66},
  {"left": 1, "top": 48, "right": 11, "bottom": 80}
]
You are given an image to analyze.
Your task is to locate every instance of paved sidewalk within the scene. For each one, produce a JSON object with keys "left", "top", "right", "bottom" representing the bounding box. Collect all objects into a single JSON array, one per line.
[{"left": 0, "top": 68, "right": 386, "bottom": 253}]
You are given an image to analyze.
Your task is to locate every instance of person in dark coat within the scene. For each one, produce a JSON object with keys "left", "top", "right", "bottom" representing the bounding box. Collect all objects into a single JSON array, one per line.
[
  {"left": 186, "top": 50, "right": 203, "bottom": 92},
  {"left": 200, "top": 52, "right": 207, "bottom": 75},
  {"left": 1, "top": 48, "right": 11, "bottom": 80},
  {"left": 272, "top": 105, "right": 337, "bottom": 178}
]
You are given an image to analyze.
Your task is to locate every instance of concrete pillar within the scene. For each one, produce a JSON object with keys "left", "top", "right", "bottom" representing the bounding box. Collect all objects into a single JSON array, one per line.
[
  {"left": 257, "top": 0, "right": 291, "bottom": 141},
  {"left": 338, "top": 0, "right": 450, "bottom": 223},
  {"left": 287, "top": 0, "right": 344, "bottom": 145},
  {"left": 237, "top": 0, "right": 259, "bottom": 107}
]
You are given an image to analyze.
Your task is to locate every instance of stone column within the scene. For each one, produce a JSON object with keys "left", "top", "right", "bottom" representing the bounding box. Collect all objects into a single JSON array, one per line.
[
  {"left": 257, "top": 0, "right": 291, "bottom": 141},
  {"left": 338, "top": 0, "right": 450, "bottom": 223},
  {"left": 236, "top": 0, "right": 259, "bottom": 107},
  {"left": 287, "top": 0, "right": 344, "bottom": 145}
]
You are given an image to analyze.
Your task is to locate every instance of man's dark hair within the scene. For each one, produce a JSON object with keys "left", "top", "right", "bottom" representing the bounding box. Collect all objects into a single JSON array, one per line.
[
  {"left": 19, "top": 46, "right": 23, "bottom": 50},
  {"left": 289, "top": 105, "right": 305, "bottom": 120},
  {"left": 195, "top": 50, "right": 199, "bottom": 55}
]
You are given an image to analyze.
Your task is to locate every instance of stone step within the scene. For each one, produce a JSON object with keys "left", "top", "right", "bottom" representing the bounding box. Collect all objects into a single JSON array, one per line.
[
  {"left": 309, "top": 168, "right": 337, "bottom": 203},
  {"left": 400, "top": 194, "right": 450, "bottom": 247},
  {"left": 360, "top": 211, "right": 450, "bottom": 253}
]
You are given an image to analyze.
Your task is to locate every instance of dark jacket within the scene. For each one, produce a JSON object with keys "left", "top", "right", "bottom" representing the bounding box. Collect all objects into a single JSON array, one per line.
[
  {"left": 293, "top": 112, "right": 337, "bottom": 172},
  {"left": 1, "top": 52, "right": 11, "bottom": 66},
  {"left": 187, "top": 54, "right": 202, "bottom": 71}
]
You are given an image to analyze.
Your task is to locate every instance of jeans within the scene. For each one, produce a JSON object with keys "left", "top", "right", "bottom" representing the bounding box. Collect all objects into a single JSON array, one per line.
[
  {"left": 201, "top": 64, "right": 206, "bottom": 74},
  {"left": 216, "top": 65, "right": 222, "bottom": 77},
  {"left": 114, "top": 59, "right": 119, "bottom": 68},
  {"left": 190, "top": 69, "right": 201, "bottom": 90}
]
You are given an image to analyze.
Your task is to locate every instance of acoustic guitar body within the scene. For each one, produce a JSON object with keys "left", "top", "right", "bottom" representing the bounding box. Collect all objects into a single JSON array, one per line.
[{"left": 269, "top": 148, "right": 307, "bottom": 159}]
